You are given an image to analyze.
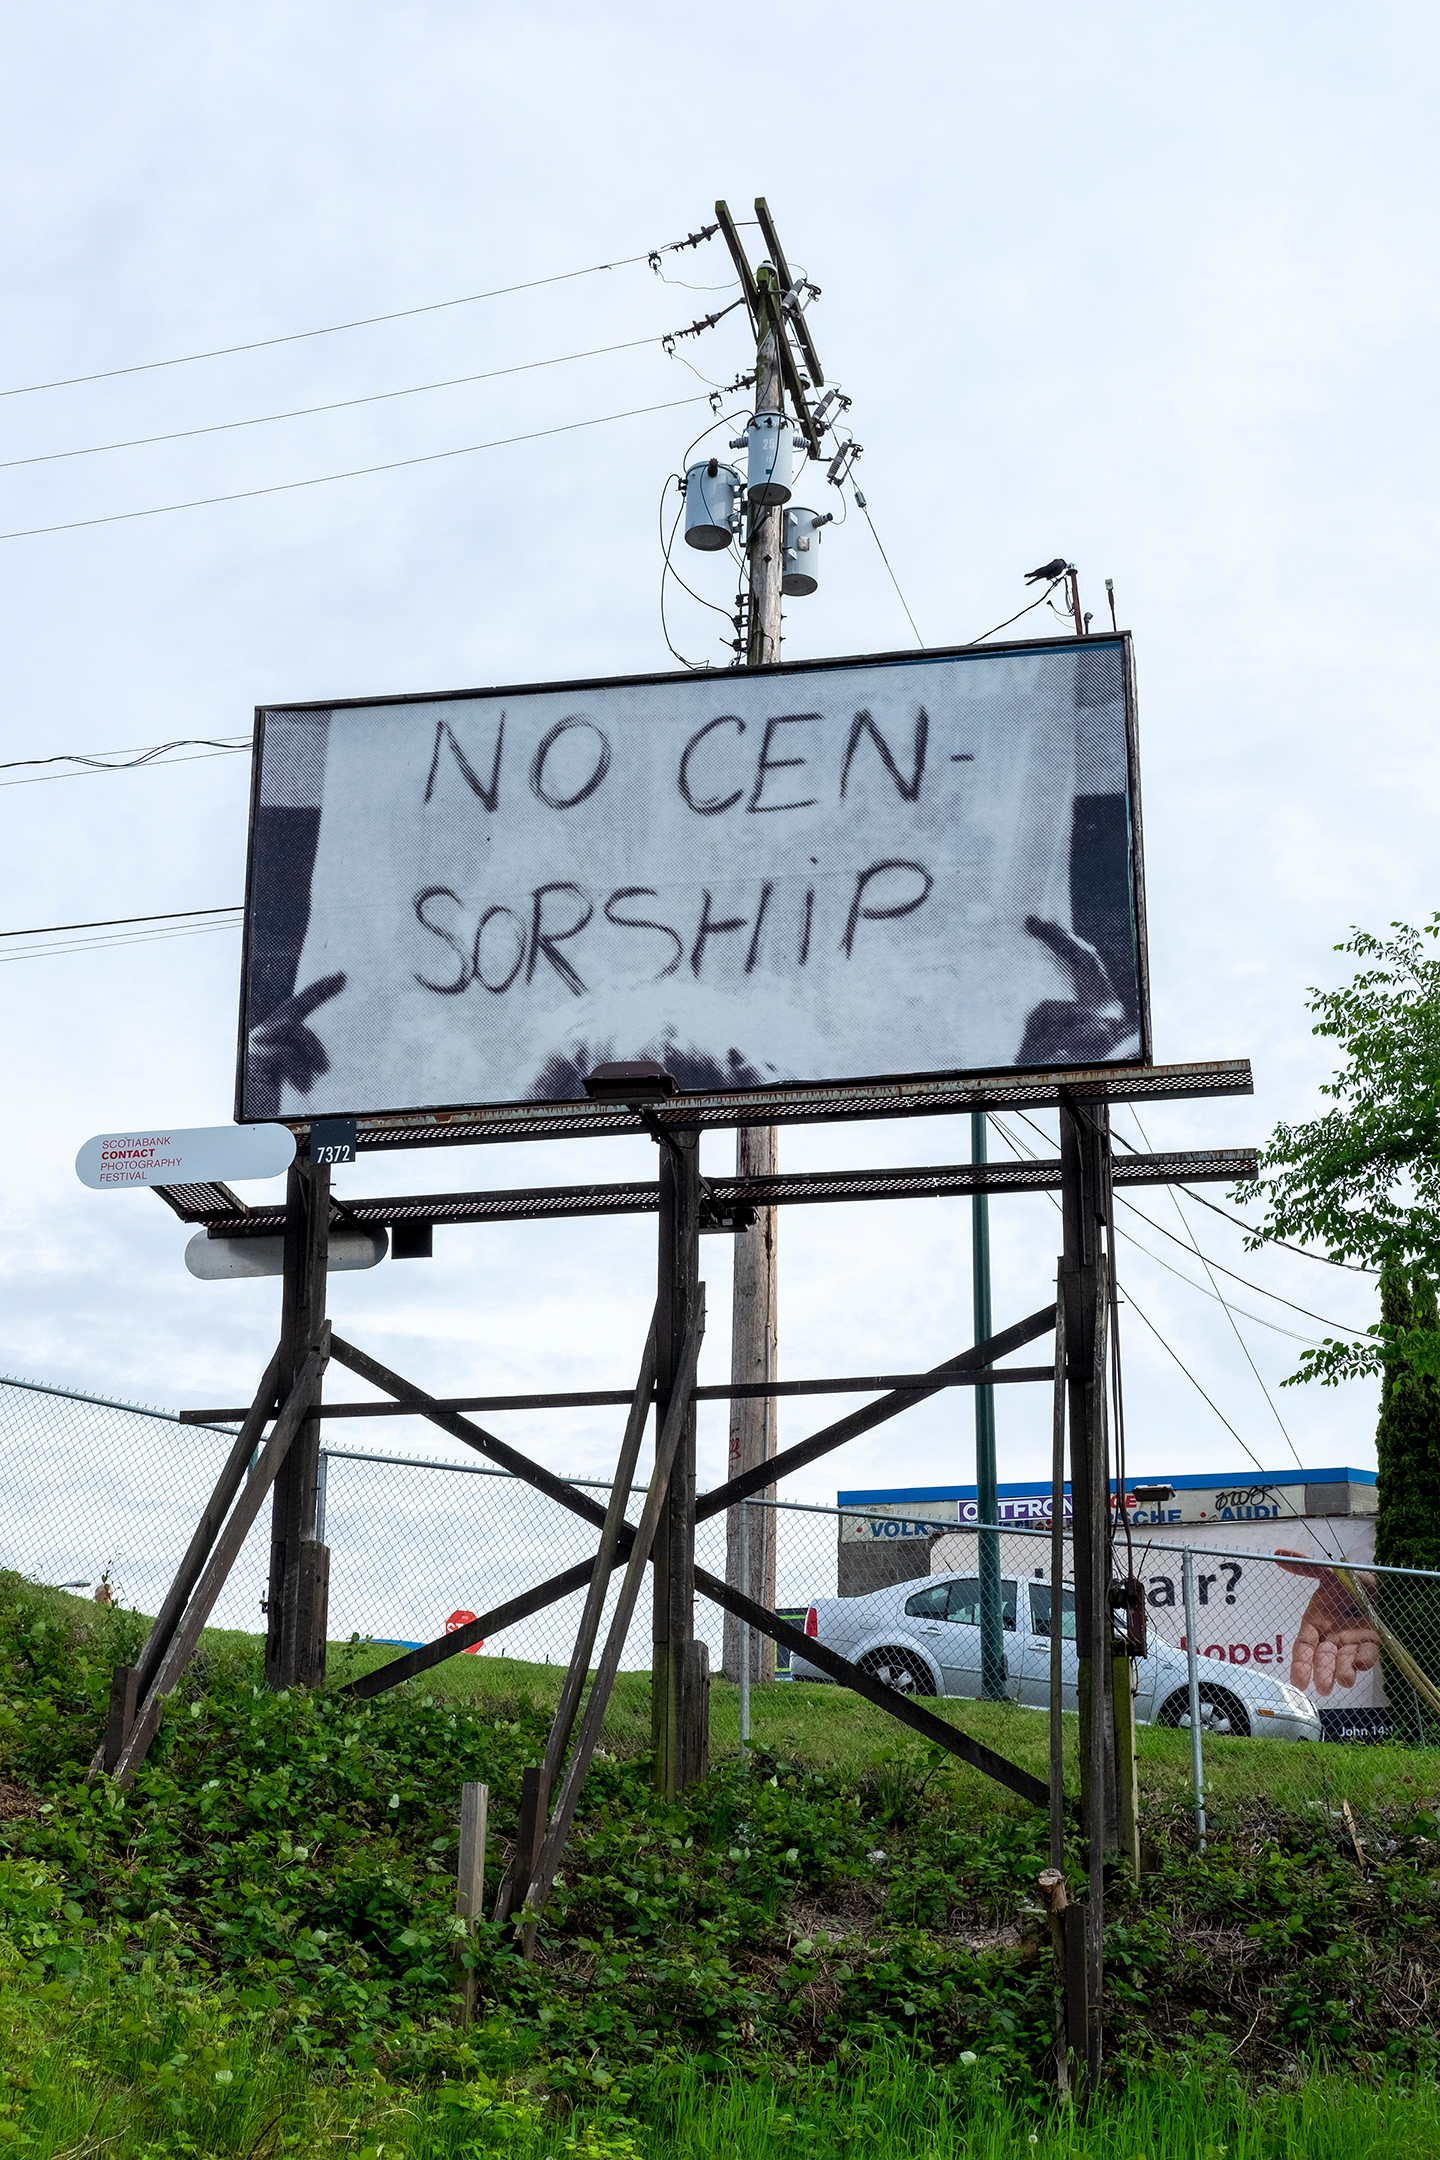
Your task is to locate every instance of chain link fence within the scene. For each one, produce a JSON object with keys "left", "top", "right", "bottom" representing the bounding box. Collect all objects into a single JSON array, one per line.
[{"left": 5, "top": 1373, "right": 1439, "bottom": 1833}]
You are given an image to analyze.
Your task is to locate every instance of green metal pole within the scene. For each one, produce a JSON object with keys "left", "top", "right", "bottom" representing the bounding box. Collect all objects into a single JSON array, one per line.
[{"left": 972, "top": 1112, "right": 1006, "bottom": 1699}]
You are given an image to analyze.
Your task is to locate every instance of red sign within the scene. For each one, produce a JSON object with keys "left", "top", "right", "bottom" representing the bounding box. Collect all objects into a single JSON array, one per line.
[{"left": 445, "top": 1609, "right": 483, "bottom": 1653}]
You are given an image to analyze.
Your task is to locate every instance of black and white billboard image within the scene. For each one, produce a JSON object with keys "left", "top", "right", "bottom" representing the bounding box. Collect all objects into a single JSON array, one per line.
[{"left": 237, "top": 637, "right": 1148, "bottom": 1123}]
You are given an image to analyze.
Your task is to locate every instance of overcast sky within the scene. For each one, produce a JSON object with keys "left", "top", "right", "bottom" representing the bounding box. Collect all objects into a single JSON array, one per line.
[{"left": 3, "top": 3, "right": 1436, "bottom": 1558}]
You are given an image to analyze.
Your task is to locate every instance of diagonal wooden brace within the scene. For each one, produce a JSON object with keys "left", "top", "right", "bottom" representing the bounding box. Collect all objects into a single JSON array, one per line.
[
  {"left": 520, "top": 1296, "right": 706, "bottom": 1929},
  {"left": 89, "top": 1348, "right": 282, "bottom": 1781},
  {"left": 696, "top": 1303, "right": 1057, "bottom": 1519},
  {"left": 107, "top": 1330, "right": 330, "bottom": 1788},
  {"left": 694, "top": 1564, "right": 1049, "bottom": 1809}
]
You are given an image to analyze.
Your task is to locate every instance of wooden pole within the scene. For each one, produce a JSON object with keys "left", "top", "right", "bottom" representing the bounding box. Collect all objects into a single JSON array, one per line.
[
  {"left": 266, "top": 1149, "right": 331, "bottom": 1690},
  {"left": 652, "top": 1132, "right": 705, "bottom": 1795},
  {"left": 455, "top": 1780, "right": 488, "bottom": 2024},
  {"left": 1059, "top": 1090, "right": 1115, "bottom": 2088},
  {"left": 725, "top": 1125, "right": 777, "bottom": 1684},
  {"left": 725, "top": 250, "right": 785, "bottom": 1688}
]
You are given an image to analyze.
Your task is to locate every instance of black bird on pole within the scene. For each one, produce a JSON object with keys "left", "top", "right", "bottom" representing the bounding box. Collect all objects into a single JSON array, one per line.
[{"left": 1025, "top": 556, "right": 1068, "bottom": 584}]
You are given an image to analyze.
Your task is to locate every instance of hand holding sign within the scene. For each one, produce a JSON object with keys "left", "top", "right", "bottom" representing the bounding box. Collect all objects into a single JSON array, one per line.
[{"left": 1275, "top": 1552, "right": 1381, "bottom": 1695}]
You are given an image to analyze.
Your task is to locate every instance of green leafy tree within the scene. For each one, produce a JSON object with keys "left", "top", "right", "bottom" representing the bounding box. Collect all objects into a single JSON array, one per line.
[
  {"left": 1235, "top": 916, "right": 1440, "bottom": 1388},
  {"left": 1239, "top": 921, "right": 1440, "bottom": 1729}
]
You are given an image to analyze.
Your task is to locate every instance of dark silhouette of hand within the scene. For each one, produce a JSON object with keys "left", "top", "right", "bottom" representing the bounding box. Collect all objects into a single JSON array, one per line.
[{"left": 248, "top": 973, "right": 347, "bottom": 1099}]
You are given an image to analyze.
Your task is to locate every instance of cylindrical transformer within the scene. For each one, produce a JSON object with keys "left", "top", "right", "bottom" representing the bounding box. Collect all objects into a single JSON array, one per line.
[
  {"left": 745, "top": 411, "right": 793, "bottom": 506},
  {"left": 781, "top": 507, "right": 823, "bottom": 595},
  {"left": 683, "top": 459, "right": 742, "bottom": 551}
]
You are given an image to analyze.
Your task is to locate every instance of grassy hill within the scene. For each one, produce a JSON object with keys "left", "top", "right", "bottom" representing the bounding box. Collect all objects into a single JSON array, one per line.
[{"left": 4, "top": 1570, "right": 1440, "bottom": 2157}]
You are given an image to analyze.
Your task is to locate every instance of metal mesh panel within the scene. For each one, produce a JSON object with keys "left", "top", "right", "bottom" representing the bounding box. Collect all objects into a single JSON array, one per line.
[{"left": 5, "top": 1369, "right": 1439, "bottom": 1830}]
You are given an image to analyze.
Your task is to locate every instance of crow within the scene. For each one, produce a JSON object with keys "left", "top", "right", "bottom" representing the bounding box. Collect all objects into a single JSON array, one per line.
[{"left": 1025, "top": 557, "right": 1069, "bottom": 585}]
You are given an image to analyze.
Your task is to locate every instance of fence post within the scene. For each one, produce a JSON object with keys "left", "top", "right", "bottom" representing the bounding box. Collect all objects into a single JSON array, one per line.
[
  {"left": 1182, "top": 1550, "right": 1207, "bottom": 1851},
  {"left": 315, "top": 1450, "right": 328, "bottom": 1547},
  {"left": 738, "top": 1499, "right": 751, "bottom": 1761},
  {"left": 455, "top": 1780, "right": 488, "bottom": 2025}
]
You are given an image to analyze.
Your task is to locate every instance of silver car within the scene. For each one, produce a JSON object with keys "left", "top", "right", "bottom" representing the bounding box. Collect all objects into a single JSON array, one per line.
[{"left": 791, "top": 1570, "right": 1320, "bottom": 1741}]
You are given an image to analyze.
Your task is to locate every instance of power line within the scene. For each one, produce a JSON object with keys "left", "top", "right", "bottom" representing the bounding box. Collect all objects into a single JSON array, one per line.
[
  {"left": 0, "top": 336, "right": 669, "bottom": 470},
  {"left": 0, "top": 904, "right": 241, "bottom": 939},
  {"left": 1112, "top": 1192, "right": 1368, "bottom": 1335},
  {"left": 1104, "top": 1122, "right": 1379, "bottom": 1275},
  {"left": 0, "top": 919, "right": 242, "bottom": 965},
  {"left": 0, "top": 738, "right": 248, "bottom": 775},
  {"left": 1005, "top": 1104, "right": 1375, "bottom": 1312},
  {"left": 0, "top": 236, "right": 728, "bottom": 401},
  {"left": 969, "top": 574, "right": 1067, "bottom": 644},
  {"left": 854, "top": 490, "right": 923, "bottom": 646},
  {"left": 0, "top": 392, "right": 711, "bottom": 543},
  {"left": 1129, "top": 1105, "right": 1310, "bottom": 1481},
  {"left": 1, "top": 743, "right": 251, "bottom": 790}
]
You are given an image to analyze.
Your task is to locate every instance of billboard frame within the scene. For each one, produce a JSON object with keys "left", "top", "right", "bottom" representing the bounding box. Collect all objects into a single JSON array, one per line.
[{"left": 234, "top": 631, "right": 1151, "bottom": 1133}]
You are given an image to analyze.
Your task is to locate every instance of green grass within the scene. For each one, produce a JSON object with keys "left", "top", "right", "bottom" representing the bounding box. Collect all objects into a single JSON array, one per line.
[
  {"left": 6, "top": 1577, "right": 1440, "bottom": 2157},
  {"left": 334, "top": 1633, "right": 1440, "bottom": 1828}
]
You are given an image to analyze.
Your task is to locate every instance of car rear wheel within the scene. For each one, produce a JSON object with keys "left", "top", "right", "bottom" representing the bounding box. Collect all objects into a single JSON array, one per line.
[
  {"left": 858, "top": 1646, "right": 935, "bottom": 1697},
  {"left": 1158, "top": 1682, "right": 1251, "bottom": 1739}
]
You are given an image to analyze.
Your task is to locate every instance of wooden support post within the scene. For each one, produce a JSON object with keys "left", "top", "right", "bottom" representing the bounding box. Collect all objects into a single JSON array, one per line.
[
  {"left": 495, "top": 1763, "right": 550, "bottom": 1928},
  {"left": 1059, "top": 1089, "right": 1115, "bottom": 2089},
  {"left": 1113, "top": 1650, "right": 1141, "bottom": 1884},
  {"left": 455, "top": 1780, "right": 488, "bottom": 2025},
  {"left": 1036, "top": 1868, "right": 1071, "bottom": 2099},
  {"left": 103, "top": 1665, "right": 138, "bottom": 1775},
  {"left": 267, "top": 1151, "right": 331, "bottom": 1690},
  {"left": 652, "top": 1130, "right": 704, "bottom": 1796},
  {"left": 724, "top": 1125, "right": 777, "bottom": 1685},
  {"left": 519, "top": 1303, "right": 705, "bottom": 1934}
]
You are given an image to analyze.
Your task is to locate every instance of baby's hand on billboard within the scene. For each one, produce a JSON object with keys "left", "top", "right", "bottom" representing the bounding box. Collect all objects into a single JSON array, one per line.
[{"left": 1286, "top": 1562, "right": 1381, "bottom": 1695}]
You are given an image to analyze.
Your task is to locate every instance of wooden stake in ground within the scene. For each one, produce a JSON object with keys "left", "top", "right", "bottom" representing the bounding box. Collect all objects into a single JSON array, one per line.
[
  {"left": 725, "top": 1124, "right": 777, "bottom": 1683},
  {"left": 455, "top": 1781, "right": 488, "bottom": 2025},
  {"left": 1036, "top": 1868, "right": 1071, "bottom": 2099}
]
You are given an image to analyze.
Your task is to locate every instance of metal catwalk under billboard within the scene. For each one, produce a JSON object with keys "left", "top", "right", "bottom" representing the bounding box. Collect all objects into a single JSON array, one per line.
[{"left": 237, "top": 636, "right": 1148, "bottom": 1122}]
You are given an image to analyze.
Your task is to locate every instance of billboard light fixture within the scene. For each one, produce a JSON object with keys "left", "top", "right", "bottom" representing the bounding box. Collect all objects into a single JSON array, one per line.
[{"left": 583, "top": 1061, "right": 678, "bottom": 1104}]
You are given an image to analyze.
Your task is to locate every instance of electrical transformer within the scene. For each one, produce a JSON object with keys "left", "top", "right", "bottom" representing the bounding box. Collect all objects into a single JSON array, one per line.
[
  {"left": 781, "top": 507, "right": 824, "bottom": 595},
  {"left": 682, "top": 459, "right": 742, "bottom": 551}
]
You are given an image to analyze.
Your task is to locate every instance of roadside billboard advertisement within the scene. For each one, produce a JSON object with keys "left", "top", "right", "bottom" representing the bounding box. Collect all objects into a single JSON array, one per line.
[{"left": 237, "top": 637, "right": 1147, "bottom": 1122}]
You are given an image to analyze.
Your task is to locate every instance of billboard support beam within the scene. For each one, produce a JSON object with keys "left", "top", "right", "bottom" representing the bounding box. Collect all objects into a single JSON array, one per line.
[
  {"left": 1059, "top": 1089, "right": 1115, "bottom": 2088},
  {"left": 266, "top": 1150, "right": 331, "bottom": 1689},
  {"left": 652, "top": 1131, "right": 707, "bottom": 1795}
]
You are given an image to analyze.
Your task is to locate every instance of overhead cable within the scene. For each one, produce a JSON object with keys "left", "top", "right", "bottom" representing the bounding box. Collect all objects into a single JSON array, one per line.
[
  {"left": 854, "top": 489, "right": 924, "bottom": 646},
  {"left": 0, "top": 738, "right": 249, "bottom": 775},
  {"left": 0, "top": 233, "right": 731, "bottom": 400},
  {"left": 1105, "top": 1123, "right": 1379, "bottom": 1275},
  {"left": 969, "top": 574, "right": 1067, "bottom": 644},
  {"left": 0, "top": 392, "right": 712, "bottom": 543},
  {"left": 0, "top": 336, "right": 670, "bottom": 470},
  {"left": 0, "top": 904, "right": 241, "bottom": 940},
  {"left": 1129, "top": 1105, "right": 1310, "bottom": 1480}
]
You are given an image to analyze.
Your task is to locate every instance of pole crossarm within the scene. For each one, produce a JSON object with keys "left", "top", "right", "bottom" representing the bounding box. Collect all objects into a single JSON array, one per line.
[
  {"left": 694, "top": 1567, "right": 1048, "bottom": 1808},
  {"left": 165, "top": 1146, "right": 1258, "bottom": 1237},
  {"left": 696, "top": 1303, "right": 1058, "bottom": 1519}
]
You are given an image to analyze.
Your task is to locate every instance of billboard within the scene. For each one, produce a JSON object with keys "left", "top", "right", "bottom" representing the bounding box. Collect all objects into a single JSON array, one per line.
[{"left": 237, "top": 637, "right": 1147, "bottom": 1123}]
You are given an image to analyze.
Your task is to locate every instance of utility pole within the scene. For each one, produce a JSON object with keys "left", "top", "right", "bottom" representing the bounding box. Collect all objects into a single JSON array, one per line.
[
  {"left": 971, "top": 1112, "right": 1005, "bottom": 1700},
  {"left": 714, "top": 198, "right": 827, "bottom": 1686}
]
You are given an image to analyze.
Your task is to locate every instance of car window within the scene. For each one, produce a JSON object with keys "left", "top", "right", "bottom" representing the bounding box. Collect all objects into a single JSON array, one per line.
[
  {"left": 903, "top": 1584, "right": 951, "bottom": 1621},
  {"left": 1029, "top": 1584, "right": 1077, "bottom": 1640},
  {"left": 943, "top": 1577, "right": 1017, "bottom": 1630}
]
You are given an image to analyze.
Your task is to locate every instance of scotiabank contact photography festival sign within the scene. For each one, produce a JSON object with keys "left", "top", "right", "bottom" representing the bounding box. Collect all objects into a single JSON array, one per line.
[{"left": 237, "top": 637, "right": 1148, "bottom": 1122}]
